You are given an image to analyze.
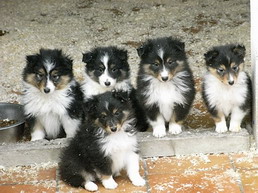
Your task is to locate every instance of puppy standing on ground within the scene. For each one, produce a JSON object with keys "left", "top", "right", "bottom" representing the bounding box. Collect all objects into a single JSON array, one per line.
[
  {"left": 81, "top": 46, "right": 148, "bottom": 131},
  {"left": 59, "top": 91, "right": 145, "bottom": 192},
  {"left": 22, "top": 49, "right": 83, "bottom": 141},
  {"left": 136, "top": 37, "right": 195, "bottom": 137},
  {"left": 202, "top": 44, "right": 252, "bottom": 133}
]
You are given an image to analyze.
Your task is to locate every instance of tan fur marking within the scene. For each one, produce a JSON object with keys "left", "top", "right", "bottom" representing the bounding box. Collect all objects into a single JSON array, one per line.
[
  {"left": 238, "top": 63, "right": 244, "bottom": 71},
  {"left": 208, "top": 67, "right": 226, "bottom": 84},
  {"left": 56, "top": 75, "right": 71, "bottom": 90}
]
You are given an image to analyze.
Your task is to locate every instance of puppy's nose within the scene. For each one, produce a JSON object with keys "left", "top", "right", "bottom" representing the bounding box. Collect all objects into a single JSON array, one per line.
[
  {"left": 110, "top": 127, "right": 117, "bottom": 132},
  {"left": 105, "top": 81, "right": 111, "bottom": 86},
  {"left": 228, "top": 80, "right": 234, "bottom": 85},
  {"left": 161, "top": 76, "right": 168, "bottom": 82},
  {"left": 44, "top": 87, "right": 50, "bottom": 93}
]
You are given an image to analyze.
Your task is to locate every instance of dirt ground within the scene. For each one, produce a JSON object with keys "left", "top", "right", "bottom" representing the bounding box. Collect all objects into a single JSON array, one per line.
[{"left": 0, "top": 0, "right": 251, "bottom": 129}]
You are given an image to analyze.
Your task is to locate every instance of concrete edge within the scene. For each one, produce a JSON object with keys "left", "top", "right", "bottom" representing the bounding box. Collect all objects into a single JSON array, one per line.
[{"left": 0, "top": 129, "right": 251, "bottom": 167}]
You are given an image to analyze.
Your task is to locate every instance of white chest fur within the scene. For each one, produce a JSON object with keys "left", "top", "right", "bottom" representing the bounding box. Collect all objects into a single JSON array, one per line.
[
  {"left": 203, "top": 72, "right": 248, "bottom": 116},
  {"left": 100, "top": 131, "right": 138, "bottom": 173},
  {"left": 81, "top": 73, "right": 132, "bottom": 101},
  {"left": 22, "top": 81, "right": 73, "bottom": 118},
  {"left": 143, "top": 71, "right": 191, "bottom": 122}
]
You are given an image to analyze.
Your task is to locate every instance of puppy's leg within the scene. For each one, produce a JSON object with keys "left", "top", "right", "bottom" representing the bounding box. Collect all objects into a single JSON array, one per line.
[
  {"left": 101, "top": 175, "right": 118, "bottom": 189},
  {"left": 62, "top": 116, "right": 81, "bottom": 138},
  {"left": 126, "top": 152, "right": 145, "bottom": 187},
  {"left": 84, "top": 181, "right": 98, "bottom": 192},
  {"left": 149, "top": 114, "right": 166, "bottom": 137},
  {"left": 169, "top": 122, "right": 182, "bottom": 135},
  {"left": 31, "top": 120, "right": 45, "bottom": 141},
  {"left": 229, "top": 107, "right": 246, "bottom": 132},
  {"left": 213, "top": 112, "right": 228, "bottom": 133}
]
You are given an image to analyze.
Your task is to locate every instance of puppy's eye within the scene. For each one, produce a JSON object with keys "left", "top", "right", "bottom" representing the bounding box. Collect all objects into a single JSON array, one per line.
[
  {"left": 100, "top": 114, "right": 106, "bottom": 119},
  {"left": 232, "top": 65, "right": 239, "bottom": 72},
  {"left": 112, "top": 68, "right": 118, "bottom": 72},
  {"left": 152, "top": 62, "right": 159, "bottom": 67},
  {"left": 217, "top": 68, "right": 225, "bottom": 74},
  {"left": 98, "top": 68, "right": 104, "bottom": 73},
  {"left": 114, "top": 111, "right": 121, "bottom": 116},
  {"left": 167, "top": 60, "right": 174, "bottom": 65},
  {"left": 36, "top": 73, "right": 43, "bottom": 81},
  {"left": 52, "top": 75, "right": 60, "bottom": 82}
]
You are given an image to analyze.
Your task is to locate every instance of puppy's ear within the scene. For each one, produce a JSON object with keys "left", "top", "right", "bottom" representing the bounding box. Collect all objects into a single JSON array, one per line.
[
  {"left": 175, "top": 41, "right": 185, "bottom": 52},
  {"left": 137, "top": 43, "right": 150, "bottom": 58},
  {"left": 232, "top": 44, "right": 246, "bottom": 59},
  {"left": 117, "top": 49, "right": 128, "bottom": 61},
  {"left": 204, "top": 50, "right": 219, "bottom": 65},
  {"left": 82, "top": 52, "right": 93, "bottom": 63},
  {"left": 82, "top": 98, "right": 98, "bottom": 115},
  {"left": 112, "top": 90, "right": 130, "bottom": 103},
  {"left": 63, "top": 56, "right": 73, "bottom": 70},
  {"left": 26, "top": 54, "right": 39, "bottom": 67}
]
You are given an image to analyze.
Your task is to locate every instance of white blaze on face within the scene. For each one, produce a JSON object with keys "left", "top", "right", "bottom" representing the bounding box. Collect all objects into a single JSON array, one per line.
[
  {"left": 228, "top": 73, "right": 234, "bottom": 84},
  {"left": 99, "top": 53, "right": 116, "bottom": 88},
  {"left": 43, "top": 60, "right": 56, "bottom": 94},
  {"left": 158, "top": 48, "right": 169, "bottom": 79}
]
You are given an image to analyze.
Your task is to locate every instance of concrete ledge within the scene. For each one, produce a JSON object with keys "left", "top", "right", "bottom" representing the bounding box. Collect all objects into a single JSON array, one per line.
[{"left": 0, "top": 129, "right": 251, "bottom": 167}]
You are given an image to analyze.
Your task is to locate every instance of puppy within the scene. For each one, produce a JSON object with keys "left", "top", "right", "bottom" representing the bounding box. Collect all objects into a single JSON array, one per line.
[
  {"left": 136, "top": 37, "right": 196, "bottom": 137},
  {"left": 81, "top": 46, "right": 148, "bottom": 131},
  {"left": 22, "top": 49, "right": 83, "bottom": 141},
  {"left": 59, "top": 91, "right": 145, "bottom": 192},
  {"left": 81, "top": 46, "right": 131, "bottom": 101},
  {"left": 202, "top": 44, "right": 252, "bottom": 133}
]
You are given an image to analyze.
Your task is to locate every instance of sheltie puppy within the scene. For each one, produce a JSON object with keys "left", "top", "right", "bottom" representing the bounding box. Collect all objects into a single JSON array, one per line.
[
  {"left": 81, "top": 46, "right": 148, "bottom": 131},
  {"left": 81, "top": 46, "right": 132, "bottom": 100},
  {"left": 136, "top": 37, "right": 195, "bottom": 137},
  {"left": 202, "top": 44, "right": 252, "bottom": 133},
  {"left": 59, "top": 91, "right": 145, "bottom": 192},
  {"left": 22, "top": 49, "right": 83, "bottom": 141}
]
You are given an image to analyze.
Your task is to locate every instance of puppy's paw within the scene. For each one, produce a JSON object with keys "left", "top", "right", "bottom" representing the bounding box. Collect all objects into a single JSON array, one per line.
[
  {"left": 84, "top": 181, "right": 98, "bottom": 192},
  {"left": 229, "top": 124, "right": 242, "bottom": 132},
  {"left": 215, "top": 121, "right": 228, "bottom": 133},
  {"left": 169, "top": 123, "right": 182, "bottom": 135},
  {"left": 102, "top": 177, "right": 118, "bottom": 190},
  {"left": 132, "top": 176, "right": 146, "bottom": 187},
  {"left": 153, "top": 128, "right": 166, "bottom": 138}
]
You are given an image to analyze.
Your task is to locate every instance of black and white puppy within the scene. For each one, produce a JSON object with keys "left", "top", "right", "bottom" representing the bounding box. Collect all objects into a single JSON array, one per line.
[
  {"left": 136, "top": 37, "right": 195, "bottom": 137},
  {"left": 202, "top": 44, "right": 252, "bottom": 133},
  {"left": 81, "top": 46, "right": 131, "bottom": 101},
  {"left": 59, "top": 91, "right": 145, "bottom": 192},
  {"left": 22, "top": 49, "right": 83, "bottom": 141},
  {"left": 81, "top": 46, "right": 148, "bottom": 131}
]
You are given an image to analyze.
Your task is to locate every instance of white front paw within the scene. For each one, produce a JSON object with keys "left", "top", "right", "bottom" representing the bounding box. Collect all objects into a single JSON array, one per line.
[
  {"left": 131, "top": 176, "right": 146, "bottom": 187},
  {"left": 215, "top": 121, "right": 228, "bottom": 133},
  {"left": 31, "top": 130, "right": 45, "bottom": 141},
  {"left": 102, "top": 177, "right": 118, "bottom": 190},
  {"left": 153, "top": 127, "right": 166, "bottom": 138},
  {"left": 229, "top": 123, "right": 242, "bottom": 132},
  {"left": 84, "top": 181, "right": 98, "bottom": 192},
  {"left": 169, "top": 123, "right": 182, "bottom": 135}
]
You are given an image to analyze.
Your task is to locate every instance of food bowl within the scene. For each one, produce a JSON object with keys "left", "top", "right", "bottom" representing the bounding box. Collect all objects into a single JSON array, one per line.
[{"left": 0, "top": 103, "right": 25, "bottom": 143}]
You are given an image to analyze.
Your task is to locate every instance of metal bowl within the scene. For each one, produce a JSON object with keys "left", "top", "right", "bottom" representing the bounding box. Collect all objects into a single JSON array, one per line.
[{"left": 0, "top": 103, "right": 25, "bottom": 143}]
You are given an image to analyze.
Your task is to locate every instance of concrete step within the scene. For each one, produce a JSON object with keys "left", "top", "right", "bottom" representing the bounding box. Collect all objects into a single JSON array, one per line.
[{"left": 0, "top": 129, "right": 251, "bottom": 167}]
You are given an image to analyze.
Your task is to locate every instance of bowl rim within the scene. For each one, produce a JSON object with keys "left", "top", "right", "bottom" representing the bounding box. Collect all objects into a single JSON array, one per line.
[{"left": 0, "top": 102, "right": 25, "bottom": 131}]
